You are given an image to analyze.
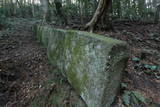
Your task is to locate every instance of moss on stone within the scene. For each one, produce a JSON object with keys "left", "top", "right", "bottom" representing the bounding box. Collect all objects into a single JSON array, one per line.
[
  {"left": 69, "top": 30, "right": 126, "bottom": 45},
  {"left": 34, "top": 25, "right": 129, "bottom": 107},
  {"left": 47, "top": 30, "right": 65, "bottom": 63},
  {"left": 63, "top": 31, "right": 88, "bottom": 94}
]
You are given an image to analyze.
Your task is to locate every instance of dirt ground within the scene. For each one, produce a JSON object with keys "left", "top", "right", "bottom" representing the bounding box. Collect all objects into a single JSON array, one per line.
[
  {"left": 103, "top": 21, "right": 160, "bottom": 106},
  {"left": 0, "top": 19, "right": 51, "bottom": 107},
  {"left": 0, "top": 19, "right": 160, "bottom": 107}
]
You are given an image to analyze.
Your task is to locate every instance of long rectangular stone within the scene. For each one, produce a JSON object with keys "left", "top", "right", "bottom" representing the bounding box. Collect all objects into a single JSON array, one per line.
[{"left": 34, "top": 25, "right": 129, "bottom": 107}]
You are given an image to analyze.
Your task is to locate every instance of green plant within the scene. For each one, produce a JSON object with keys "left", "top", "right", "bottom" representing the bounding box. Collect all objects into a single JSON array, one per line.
[{"left": 122, "top": 90, "right": 146, "bottom": 106}]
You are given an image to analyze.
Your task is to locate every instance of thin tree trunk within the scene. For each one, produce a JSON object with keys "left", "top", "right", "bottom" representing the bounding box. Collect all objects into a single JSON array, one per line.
[
  {"left": 54, "top": 0, "right": 68, "bottom": 25},
  {"left": 93, "top": 0, "right": 98, "bottom": 12},
  {"left": 84, "top": 0, "right": 111, "bottom": 32},
  {"left": 80, "top": 1, "right": 84, "bottom": 25},
  {"left": 100, "top": 0, "right": 114, "bottom": 31},
  {"left": 40, "top": 0, "right": 49, "bottom": 22},
  {"left": 117, "top": 0, "right": 121, "bottom": 18},
  {"left": 155, "top": 5, "right": 160, "bottom": 23},
  {"left": 32, "top": 0, "right": 35, "bottom": 17}
]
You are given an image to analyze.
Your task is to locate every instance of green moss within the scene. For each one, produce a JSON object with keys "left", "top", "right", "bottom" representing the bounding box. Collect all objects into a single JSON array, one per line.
[
  {"left": 66, "top": 70, "right": 88, "bottom": 94},
  {"left": 37, "top": 26, "right": 126, "bottom": 48},
  {"left": 64, "top": 29, "right": 124, "bottom": 46},
  {"left": 34, "top": 26, "right": 128, "bottom": 106},
  {"left": 48, "top": 30, "right": 66, "bottom": 63},
  {"left": 36, "top": 26, "right": 43, "bottom": 42},
  {"left": 41, "top": 27, "right": 53, "bottom": 47},
  {"left": 64, "top": 31, "right": 88, "bottom": 94},
  {"left": 69, "top": 30, "right": 126, "bottom": 45}
]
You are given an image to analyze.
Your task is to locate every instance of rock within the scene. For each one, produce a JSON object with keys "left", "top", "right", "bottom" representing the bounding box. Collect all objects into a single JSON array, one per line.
[{"left": 34, "top": 26, "right": 129, "bottom": 107}]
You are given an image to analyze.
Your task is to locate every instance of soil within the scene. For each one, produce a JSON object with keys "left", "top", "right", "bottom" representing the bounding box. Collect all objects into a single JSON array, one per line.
[
  {"left": 0, "top": 18, "right": 160, "bottom": 107},
  {"left": 0, "top": 19, "right": 51, "bottom": 107},
  {"left": 101, "top": 21, "right": 160, "bottom": 106}
]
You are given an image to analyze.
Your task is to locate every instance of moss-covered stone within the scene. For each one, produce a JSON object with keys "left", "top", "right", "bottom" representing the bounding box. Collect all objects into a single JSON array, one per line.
[{"left": 33, "top": 25, "right": 130, "bottom": 107}]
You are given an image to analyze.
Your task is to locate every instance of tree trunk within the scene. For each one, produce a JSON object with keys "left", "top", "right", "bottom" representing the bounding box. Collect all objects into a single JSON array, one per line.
[
  {"left": 80, "top": 1, "right": 84, "bottom": 25},
  {"left": 40, "top": 0, "right": 49, "bottom": 22},
  {"left": 101, "top": 0, "right": 114, "bottom": 31},
  {"left": 117, "top": 0, "right": 121, "bottom": 18},
  {"left": 93, "top": 0, "right": 98, "bottom": 12},
  {"left": 84, "top": 0, "right": 111, "bottom": 32},
  {"left": 153, "top": 0, "right": 157, "bottom": 8},
  {"left": 155, "top": 4, "right": 160, "bottom": 23},
  {"left": 54, "top": 0, "right": 68, "bottom": 25},
  {"left": 32, "top": 0, "right": 35, "bottom": 17},
  {"left": 138, "top": 0, "right": 145, "bottom": 16}
]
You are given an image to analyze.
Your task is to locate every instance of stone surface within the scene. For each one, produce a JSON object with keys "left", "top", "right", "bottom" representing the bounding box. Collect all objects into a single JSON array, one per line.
[{"left": 34, "top": 26, "right": 129, "bottom": 107}]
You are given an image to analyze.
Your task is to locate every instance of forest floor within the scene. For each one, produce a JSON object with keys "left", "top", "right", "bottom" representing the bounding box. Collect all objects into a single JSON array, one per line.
[
  {"left": 0, "top": 19, "right": 52, "bottom": 107},
  {"left": 0, "top": 18, "right": 160, "bottom": 107},
  {"left": 101, "top": 21, "right": 160, "bottom": 106}
]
